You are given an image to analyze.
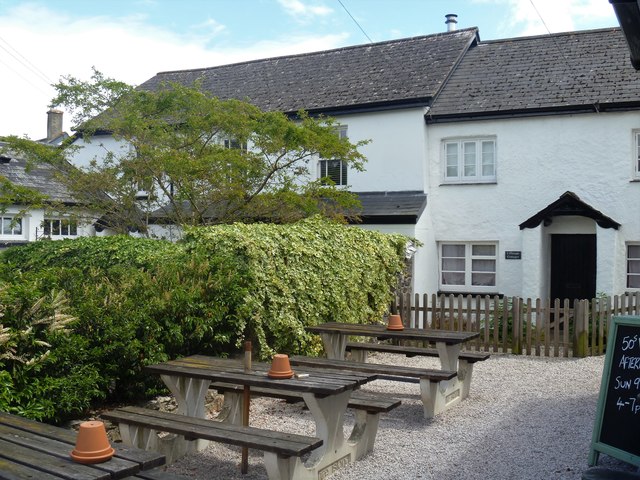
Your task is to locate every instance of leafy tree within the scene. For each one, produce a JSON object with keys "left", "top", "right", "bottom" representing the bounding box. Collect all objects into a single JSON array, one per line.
[{"left": 2, "top": 69, "right": 368, "bottom": 233}]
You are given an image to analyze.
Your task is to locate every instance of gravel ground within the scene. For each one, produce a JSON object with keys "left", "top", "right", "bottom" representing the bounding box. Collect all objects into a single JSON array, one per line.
[{"left": 166, "top": 353, "right": 638, "bottom": 480}]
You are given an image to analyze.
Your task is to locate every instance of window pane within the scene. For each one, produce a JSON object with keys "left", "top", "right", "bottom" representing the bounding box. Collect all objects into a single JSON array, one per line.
[
  {"left": 70, "top": 222, "right": 77, "bottom": 236},
  {"left": 445, "top": 143, "right": 458, "bottom": 178},
  {"left": 629, "top": 245, "right": 640, "bottom": 259},
  {"left": 628, "top": 260, "right": 640, "bottom": 274},
  {"left": 482, "top": 141, "right": 495, "bottom": 176},
  {"left": 472, "top": 259, "right": 496, "bottom": 272},
  {"left": 472, "top": 244, "right": 496, "bottom": 256},
  {"left": 2, "top": 218, "right": 10, "bottom": 235},
  {"left": 442, "top": 244, "right": 465, "bottom": 257},
  {"left": 463, "top": 142, "right": 476, "bottom": 176},
  {"left": 340, "top": 160, "right": 347, "bottom": 185},
  {"left": 443, "top": 258, "right": 465, "bottom": 271},
  {"left": 629, "top": 274, "right": 640, "bottom": 288},
  {"left": 52, "top": 220, "right": 60, "bottom": 236},
  {"left": 472, "top": 272, "right": 496, "bottom": 286},
  {"left": 327, "top": 160, "right": 342, "bottom": 184},
  {"left": 442, "top": 272, "right": 465, "bottom": 285},
  {"left": 43, "top": 220, "right": 51, "bottom": 235},
  {"left": 13, "top": 218, "right": 21, "bottom": 235}
]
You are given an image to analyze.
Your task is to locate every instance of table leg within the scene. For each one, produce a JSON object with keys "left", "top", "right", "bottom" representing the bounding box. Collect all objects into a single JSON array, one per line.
[
  {"left": 320, "top": 333, "right": 348, "bottom": 360},
  {"left": 434, "top": 342, "right": 461, "bottom": 371},
  {"left": 159, "top": 374, "right": 211, "bottom": 454}
]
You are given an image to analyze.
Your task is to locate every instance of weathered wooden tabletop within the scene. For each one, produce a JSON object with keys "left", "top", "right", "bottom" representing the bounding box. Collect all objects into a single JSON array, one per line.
[
  {"left": 145, "top": 354, "right": 376, "bottom": 397},
  {"left": 0, "top": 411, "right": 165, "bottom": 480},
  {"left": 306, "top": 322, "right": 479, "bottom": 344}
]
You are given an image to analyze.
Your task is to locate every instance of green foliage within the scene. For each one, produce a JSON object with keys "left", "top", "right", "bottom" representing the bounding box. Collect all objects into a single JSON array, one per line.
[
  {"left": 184, "top": 216, "right": 409, "bottom": 358},
  {"left": 0, "top": 219, "right": 408, "bottom": 420},
  {"left": 4, "top": 70, "right": 370, "bottom": 233}
]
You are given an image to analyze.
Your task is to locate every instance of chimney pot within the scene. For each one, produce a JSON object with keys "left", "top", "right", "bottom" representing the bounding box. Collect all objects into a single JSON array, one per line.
[
  {"left": 47, "top": 109, "right": 63, "bottom": 141},
  {"left": 445, "top": 14, "right": 458, "bottom": 32}
]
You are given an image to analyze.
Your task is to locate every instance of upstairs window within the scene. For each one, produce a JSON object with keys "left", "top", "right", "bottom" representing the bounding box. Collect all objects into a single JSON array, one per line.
[
  {"left": 223, "top": 138, "right": 247, "bottom": 151},
  {"left": 627, "top": 244, "right": 640, "bottom": 288},
  {"left": 1, "top": 216, "right": 22, "bottom": 236},
  {"left": 443, "top": 138, "right": 496, "bottom": 184},
  {"left": 43, "top": 218, "right": 78, "bottom": 237},
  {"left": 635, "top": 131, "right": 640, "bottom": 178},
  {"left": 440, "top": 242, "right": 497, "bottom": 293},
  {"left": 319, "top": 125, "right": 348, "bottom": 186}
]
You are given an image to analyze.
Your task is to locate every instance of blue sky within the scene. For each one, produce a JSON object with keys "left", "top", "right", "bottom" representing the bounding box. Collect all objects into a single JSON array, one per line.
[{"left": 0, "top": 0, "right": 620, "bottom": 138}]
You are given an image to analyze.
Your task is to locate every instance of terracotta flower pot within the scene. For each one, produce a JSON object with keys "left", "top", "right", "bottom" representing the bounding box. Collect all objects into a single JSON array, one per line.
[
  {"left": 387, "top": 314, "right": 404, "bottom": 330},
  {"left": 268, "top": 354, "right": 294, "bottom": 379},
  {"left": 70, "top": 420, "right": 115, "bottom": 464}
]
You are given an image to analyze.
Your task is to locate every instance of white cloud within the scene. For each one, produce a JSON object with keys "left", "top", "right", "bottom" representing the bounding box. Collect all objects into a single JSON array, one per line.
[
  {"left": 491, "top": 0, "right": 617, "bottom": 37},
  {"left": 0, "top": 4, "right": 345, "bottom": 139},
  {"left": 277, "top": 0, "right": 333, "bottom": 21}
]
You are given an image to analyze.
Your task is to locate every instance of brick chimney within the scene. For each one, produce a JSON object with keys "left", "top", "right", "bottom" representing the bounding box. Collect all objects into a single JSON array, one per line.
[
  {"left": 445, "top": 14, "right": 458, "bottom": 32},
  {"left": 47, "top": 109, "right": 63, "bottom": 141}
]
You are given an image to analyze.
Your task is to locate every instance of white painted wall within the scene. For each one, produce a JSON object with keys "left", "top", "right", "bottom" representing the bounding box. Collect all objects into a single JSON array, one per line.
[
  {"left": 424, "top": 111, "right": 640, "bottom": 298},
  {"left": 319, "top": 108, "right": 427, "bottom": 192}
]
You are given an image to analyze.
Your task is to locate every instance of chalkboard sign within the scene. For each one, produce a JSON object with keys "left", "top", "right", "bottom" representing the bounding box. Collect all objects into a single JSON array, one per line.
[{"left": 589, "top": 315, "right": 640, "bottom": 466}]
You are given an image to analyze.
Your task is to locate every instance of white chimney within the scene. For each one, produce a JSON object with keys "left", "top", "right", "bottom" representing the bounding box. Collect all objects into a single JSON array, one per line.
[
  {"left": 47, "top": 109, "right": 63, "bottom": 141},
  {"left": 445, "top": 14, "right": 458, "bottom": 32}
]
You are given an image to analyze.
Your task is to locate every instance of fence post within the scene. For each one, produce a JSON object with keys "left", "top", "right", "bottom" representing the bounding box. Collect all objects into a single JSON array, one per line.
[
  {"left": 573, "top": 299, "right": 589, "bottom": 357},
  {"left": 512, "top": 297, "right": 522, "bottom": 355}
]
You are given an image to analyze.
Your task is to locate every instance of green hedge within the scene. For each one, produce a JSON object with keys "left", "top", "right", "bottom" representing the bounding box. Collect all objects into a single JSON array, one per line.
[{"left": 0, "top": 218, "right": 409, "bottom": 421}]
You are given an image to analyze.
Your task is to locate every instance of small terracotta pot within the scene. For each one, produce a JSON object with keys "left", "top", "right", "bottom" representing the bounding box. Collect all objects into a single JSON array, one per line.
[
  {"left": 70, "top": 420, "right": 115, "bottom": 464},
  {"left": 387, "top": 314, "right": 404, "bottom": 330},
  {"left": 268, "top": 354, "right": 294, "bottom": 379}
]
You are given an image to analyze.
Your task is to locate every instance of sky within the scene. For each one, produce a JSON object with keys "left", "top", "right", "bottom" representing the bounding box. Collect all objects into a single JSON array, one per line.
[{"left": 0, "top": 0, "right": 621, "bottom": 139}]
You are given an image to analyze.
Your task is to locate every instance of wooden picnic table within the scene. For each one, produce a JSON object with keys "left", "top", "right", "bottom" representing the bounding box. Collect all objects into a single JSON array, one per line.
[
  {"left": 0, "top": 410, "right": 166, "bottom": 480},
  {"left": 306, "top": 322, "right": 482, "bottom": 417},
  {"left": 142, "top": 354, "right": 379, "bottom": 479},
  {"left": 306, "top": 322, "right": 479, "bottom": 370}
]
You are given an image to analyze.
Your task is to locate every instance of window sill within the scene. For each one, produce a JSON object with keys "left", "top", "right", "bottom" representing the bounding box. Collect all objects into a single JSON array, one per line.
[
  {"left": 439, "top": 181, "right": 497, "bottom": 186},
  {"left": 437, "top": 290, "right": 503, "bottom": 298}
]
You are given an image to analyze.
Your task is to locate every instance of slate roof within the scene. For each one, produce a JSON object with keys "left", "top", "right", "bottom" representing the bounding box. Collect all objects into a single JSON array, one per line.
[
  {"left": 138, "top": 29, "right": 479, "bottom": 114},
  {"left": 427, "top": 28, "right": 640, "bottom": 122},
  {"left": 355, "top": 191, "right": 427, "bottom": 224},
  {"left": 0, "top": 145, "right": 76, "bottom": 204}
]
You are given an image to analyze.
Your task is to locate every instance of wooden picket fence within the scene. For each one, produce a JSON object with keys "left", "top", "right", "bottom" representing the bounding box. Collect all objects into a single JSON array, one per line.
[{"left": 392, "top": 292, "right": 640, "bottom": 357}]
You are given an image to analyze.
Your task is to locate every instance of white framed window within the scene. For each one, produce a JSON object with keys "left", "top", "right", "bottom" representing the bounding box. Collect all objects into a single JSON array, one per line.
[
  {"left": 223, "top": 138, "right": 247, "bottom": 151},
  {"left": 43, "top": 218, "right": 78, "bottom": 238},
  {"left": 627, "top": 243, "right": 640, "bottom": 288},
  {"left": 443, "top": 137, "right": 496, "bottom": 184},
  {"left": 319, "top": 125, "right": 348, "bottom": 186},
  {"left": 634, "top": 131, "right": 640, "bottom": 179},
  {"left": 439, "top": 242, "right": 497, "bottom": 293},
  {"left": 0, "top": 216, "right": 23, "bottom": 236}
]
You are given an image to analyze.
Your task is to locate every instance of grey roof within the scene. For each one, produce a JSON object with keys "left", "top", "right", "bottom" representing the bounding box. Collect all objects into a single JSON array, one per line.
[
  {"left": 0, "top": 146, "right": 76, "bottom": 204},
  {"left": 354, "top": 191, "right": 427, "bottom": 224},
  {"left": 138, "top": 29, "right": 478, "bottom": 114},
  {"left": 428, "top": 28, "right": 640, "bottom": 121}
]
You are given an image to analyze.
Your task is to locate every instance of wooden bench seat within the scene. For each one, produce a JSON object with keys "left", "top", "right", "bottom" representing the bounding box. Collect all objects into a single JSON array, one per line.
[
  {"left": 102, "top": 405, "right": 322, "bottom": 480},
  {"left": 289, "top": 355, "right": 457, "bottom": 418},
  {"left": 345, "top": 341, "right": 490, "bottom": 363},
  {"left": 210, "top": 382, "right": 399, "bottom": 460},
  {"left": 344, "top": 341, "right": 489, "bottom": 401},
  {"left": 210, "top": 381, "right": 401, "bottom": 413}
]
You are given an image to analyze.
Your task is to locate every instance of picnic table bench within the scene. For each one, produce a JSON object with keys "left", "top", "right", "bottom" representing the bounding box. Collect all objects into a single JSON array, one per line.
[
  {"left": 344, "top": 341, "right": 490, "bottom": 399},
  {"left": 102, "top": 406, "right": 322, "bottom": 480},
  {"left": 107, "top": 355, "right": 381, "bottom": 480},
  {"left": 289, "top": 355, "right": 458, "bottom": 418},
  {"left": 210, "top": 381, "right": 401, "bottom": 459}
]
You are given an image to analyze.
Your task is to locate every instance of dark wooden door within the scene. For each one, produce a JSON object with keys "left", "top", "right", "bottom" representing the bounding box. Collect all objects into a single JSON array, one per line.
[{"left": 550, "top": 234, "right": 596, "bottom": 301}]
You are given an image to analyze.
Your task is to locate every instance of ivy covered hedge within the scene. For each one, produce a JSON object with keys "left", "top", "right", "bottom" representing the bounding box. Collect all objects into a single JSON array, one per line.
[
  {"left": 183, "top": 217, "right": 409, "bottom": 357},
  {"left": 0, "top": 218, "right": 409, "bottom": 421}
]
